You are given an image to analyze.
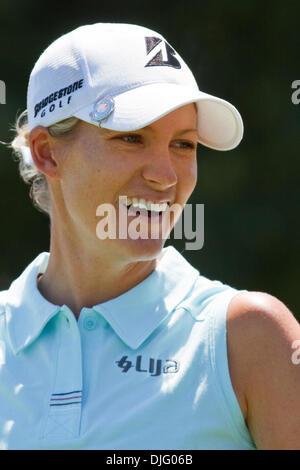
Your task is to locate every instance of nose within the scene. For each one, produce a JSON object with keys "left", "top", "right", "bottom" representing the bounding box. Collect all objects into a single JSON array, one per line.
[{"left": 141, "top": 146, "right": 178, "bottom": 190}]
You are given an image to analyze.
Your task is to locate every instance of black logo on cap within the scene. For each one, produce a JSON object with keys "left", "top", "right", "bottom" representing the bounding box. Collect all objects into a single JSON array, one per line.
[{"left": 145, "top": 37, "right": 181, "bottom": 69}]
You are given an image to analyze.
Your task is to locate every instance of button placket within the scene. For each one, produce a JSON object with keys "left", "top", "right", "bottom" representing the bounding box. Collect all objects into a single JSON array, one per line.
[
  {"left": 80, "top": 308, "right": 100, "bottom": 332},
  {"left": 83, "top": 315, "right": 98, "bottom": 331},
  {"left": 41, "top": 307, "right": 83, "bottom": 441}
]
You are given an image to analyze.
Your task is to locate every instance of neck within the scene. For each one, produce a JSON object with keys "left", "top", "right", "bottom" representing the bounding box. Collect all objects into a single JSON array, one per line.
[{"left": 37, "top": 219, "right": 163, "bottom": 319}]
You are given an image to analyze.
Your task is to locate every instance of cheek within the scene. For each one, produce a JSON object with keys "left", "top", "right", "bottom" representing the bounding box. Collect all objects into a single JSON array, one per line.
[
  {"left": 59, "top": 151, "right": 133, "bottom": 218},
  {"left": 178, "top": 159, "right": 198, "bottom": 199},
  {"left": 189, "top": 160, "right": 198, "bottom": 186},
  {"left": 58, "top": 151, "right": 102, "bottom": 219},
  {"left": 63, "top": 169, "right": 109, "bottom": 213}
]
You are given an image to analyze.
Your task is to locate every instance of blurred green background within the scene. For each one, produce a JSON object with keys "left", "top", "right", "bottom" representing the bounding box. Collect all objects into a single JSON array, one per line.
[{"left": 0, "top": 0, "right": 299, "bottom": 318}]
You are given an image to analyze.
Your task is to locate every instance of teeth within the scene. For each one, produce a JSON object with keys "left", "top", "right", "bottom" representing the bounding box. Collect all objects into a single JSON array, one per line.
[
  {"left": 138, "top": 199, "right": 148, "bottom": 210},
  {"left": 123, "top": 197, "right": 169, "bottom": 212},
  {"left": 146, "top": 201, "right": 152, "bottom": 211}
]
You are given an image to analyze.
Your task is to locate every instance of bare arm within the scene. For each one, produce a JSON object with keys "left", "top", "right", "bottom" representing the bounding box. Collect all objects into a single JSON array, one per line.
[{"left": 227, "top": 291, "right": 300, "bottom": 449}]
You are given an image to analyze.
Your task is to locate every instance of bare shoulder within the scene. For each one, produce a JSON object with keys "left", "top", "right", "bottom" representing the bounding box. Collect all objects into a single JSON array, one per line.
[{"left": 227, "top": 291, "right": 300, "bottom": 449}]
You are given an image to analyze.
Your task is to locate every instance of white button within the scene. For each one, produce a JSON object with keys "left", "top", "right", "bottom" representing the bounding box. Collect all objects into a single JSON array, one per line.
[{"left": 83, "top": 316, "right": 98, "bottom": 331}]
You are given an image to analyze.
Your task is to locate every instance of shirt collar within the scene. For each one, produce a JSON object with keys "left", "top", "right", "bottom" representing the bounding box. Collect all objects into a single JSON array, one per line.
[
  {"left": 5, "top": 253, "right": 61, "bottom": 355},
  {"left": 5, "top": 246, "right": 199, "bottom": 354},
  {"left": 92, "top": 246, "right": 199, "bottom": 349}
]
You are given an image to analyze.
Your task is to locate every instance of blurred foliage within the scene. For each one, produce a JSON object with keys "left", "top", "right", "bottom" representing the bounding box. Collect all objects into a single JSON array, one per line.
[{"left": 0, "top": 0, "right": 299, "bottom": 317}]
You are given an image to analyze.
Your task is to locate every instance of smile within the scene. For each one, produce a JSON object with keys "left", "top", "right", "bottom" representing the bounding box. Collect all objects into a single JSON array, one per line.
[{"left": 124, "top": 197, "right": 169, "bottom": 213}]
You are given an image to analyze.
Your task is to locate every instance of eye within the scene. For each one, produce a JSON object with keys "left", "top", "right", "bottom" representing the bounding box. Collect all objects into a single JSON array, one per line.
[
  {"left": 172, "top": 140, "right": 197, "bottom": 150},
  {"left": 120, "top": 134, "right": 142, "bottom": 144}
]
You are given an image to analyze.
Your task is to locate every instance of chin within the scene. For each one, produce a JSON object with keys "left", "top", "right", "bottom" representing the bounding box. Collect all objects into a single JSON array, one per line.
[{"left": 117, "top": 236, "right": 167, "bottom": 262}]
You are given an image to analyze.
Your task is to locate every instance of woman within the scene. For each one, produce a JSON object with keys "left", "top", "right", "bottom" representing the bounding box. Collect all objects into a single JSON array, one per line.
[{"left": 1, "top": 22, "right": 300, "bottom": 450}]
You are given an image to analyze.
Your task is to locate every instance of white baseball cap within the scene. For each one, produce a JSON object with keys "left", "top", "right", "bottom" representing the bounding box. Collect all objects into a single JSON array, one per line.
[{"left": 24, "top": 22, "right": 243, "bottom": 164}]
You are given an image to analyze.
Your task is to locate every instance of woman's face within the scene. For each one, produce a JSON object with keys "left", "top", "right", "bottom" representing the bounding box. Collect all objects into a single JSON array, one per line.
[{"left": 50, "top": 103, "right": 198, "bottom": 261}]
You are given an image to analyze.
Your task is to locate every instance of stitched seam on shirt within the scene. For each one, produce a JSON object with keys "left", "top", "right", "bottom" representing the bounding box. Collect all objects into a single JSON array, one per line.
[
  {"left": 40, "top": 314, "right": 63, "bottom": 440},
  {"left": 44, "top": 415, "right": 78, "bottom": 438},
  {"left": 208, "top": 307, "right": 245, "bottom": 443},
  {"left": 208, "top": 296, "right": 256, "bottom": 447},
  {"left": 9, "top": 307, "right": 18, "bottom": 354},
  {"left": 2, "top": 307, "right": 18, "bottom": 355},
  {"left": 180, "top": 306, "right": 202, "bottom": 322},
  {"left": 175, "top": 303, "right": 254, "bottom": 447}
]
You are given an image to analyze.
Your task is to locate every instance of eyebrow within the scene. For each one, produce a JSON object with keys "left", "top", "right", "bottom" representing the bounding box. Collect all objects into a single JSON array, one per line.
[
  {"left": 140, "top": 123, "right": 198, "bottom": 133},
  {"left": 174, "top": 128, "right": 198, "bottom": 136},
  {"left": 102, "top": 127, "right": 198, "bottom": 135}
]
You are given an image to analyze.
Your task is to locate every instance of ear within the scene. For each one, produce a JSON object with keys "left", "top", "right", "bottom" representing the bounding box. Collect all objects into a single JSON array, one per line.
[{"left": 29, "top": 126, "right": 60, "bottom": 178}]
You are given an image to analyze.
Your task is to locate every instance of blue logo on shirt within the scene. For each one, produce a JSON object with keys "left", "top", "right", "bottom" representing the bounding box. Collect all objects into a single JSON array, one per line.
[{"left": 115, "top": 355, "right": 179, "bottom": 376}]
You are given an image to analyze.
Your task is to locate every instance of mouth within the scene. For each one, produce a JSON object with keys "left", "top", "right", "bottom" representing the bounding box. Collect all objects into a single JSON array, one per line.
[
  {"left": 126, "top": 205, "right": 164, "bottom": 219},
  {"left": 124, "top": 197, "right": 170, "bottom": 219}
]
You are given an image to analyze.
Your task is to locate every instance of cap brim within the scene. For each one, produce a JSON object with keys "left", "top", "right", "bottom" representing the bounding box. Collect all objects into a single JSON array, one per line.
[{"left": 74, "top": 83, "right": 243, "bottom": 151}]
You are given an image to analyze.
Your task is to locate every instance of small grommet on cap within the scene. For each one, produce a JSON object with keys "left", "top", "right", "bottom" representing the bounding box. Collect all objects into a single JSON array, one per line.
[{"left": 90, "top": 96, "right": 115, "bottom": 126}]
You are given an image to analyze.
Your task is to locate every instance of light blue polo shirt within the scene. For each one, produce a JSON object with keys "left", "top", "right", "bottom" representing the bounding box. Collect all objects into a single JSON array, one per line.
[{"left": 0, "top": 246, "right": 256, "bottom": 449}]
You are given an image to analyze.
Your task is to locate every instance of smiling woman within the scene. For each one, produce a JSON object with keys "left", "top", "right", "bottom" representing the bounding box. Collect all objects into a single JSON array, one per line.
[{"left": 1, "top": 22, "right": 300, "bottom": 451}]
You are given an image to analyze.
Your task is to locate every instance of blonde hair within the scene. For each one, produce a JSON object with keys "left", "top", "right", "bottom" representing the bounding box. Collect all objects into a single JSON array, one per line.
[{"left": 10, "top": 110, "right": 79, "bottom": 216}]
